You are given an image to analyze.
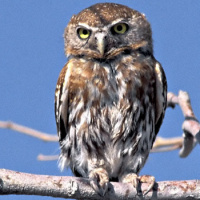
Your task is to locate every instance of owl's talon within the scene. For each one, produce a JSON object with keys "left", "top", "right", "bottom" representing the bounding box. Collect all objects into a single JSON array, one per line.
[
  {"left": 89, "top": 168, "right": 109, "bottom": 196},
  {"left": 121, "top": 173, "right": 139, "bottom": 189},
  {"left": 139, "top": 175, "right": 155, "bottom": 195},
  {"left": 121, "top": 173, "right": 155, "bottom": 195},
  {"left": 89, "top": 180, "right": 108, "bottom": 196}
]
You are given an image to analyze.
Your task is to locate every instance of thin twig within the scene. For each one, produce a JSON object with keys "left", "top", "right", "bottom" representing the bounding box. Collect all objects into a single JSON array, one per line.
[
  {"left": 153, "top": 137, "right": 183, "bottom": 148},
  {"left": 0, "top": 121, "right": 58, "bottom": 142},
  {"left": 37, "top": 154, "right": 59, "bottom": 161},
  {"left": 151, "top": 144, "right": 181, "bottom": 153},
  {"left": 151, "top": 137, "right": 183, "bottom": 152}
]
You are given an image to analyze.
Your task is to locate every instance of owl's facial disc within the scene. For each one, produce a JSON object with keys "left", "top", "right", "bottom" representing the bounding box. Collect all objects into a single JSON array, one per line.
[{"left": 74, "top": 22, "right": 132, "bottom": 59}]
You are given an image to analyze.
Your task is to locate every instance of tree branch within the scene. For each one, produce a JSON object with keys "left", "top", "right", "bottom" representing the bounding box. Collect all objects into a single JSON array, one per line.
[
  {"left": 167, "top": 91, "right": 200, "bottom": 157},
  {"left": 151, "top": 137, "right": 182, "bottom": 152},
  {"left": 0, "top": 169, "right": 200, "bottom": 200},
  {"left": 37, "top": 154, "right": 59, "bottom": 161},
  {"left": 0, "top": 121, "right": 58, "bottom": 142}
]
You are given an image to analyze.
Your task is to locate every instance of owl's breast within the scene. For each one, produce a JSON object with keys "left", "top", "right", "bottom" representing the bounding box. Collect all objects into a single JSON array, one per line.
[
  {"left": 61, "top": 57, "right": 155, "bottom": 177},
  {"left": 67, "top": 56, "right": 155, "bottom": 130},
  {"left": 66, "top": 57, "right": 155, "bottom": 174}
]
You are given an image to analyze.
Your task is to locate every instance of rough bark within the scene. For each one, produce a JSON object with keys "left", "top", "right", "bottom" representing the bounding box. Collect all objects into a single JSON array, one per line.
[{"left": 0, "top": 169, "right": 200, "bottom": 200}]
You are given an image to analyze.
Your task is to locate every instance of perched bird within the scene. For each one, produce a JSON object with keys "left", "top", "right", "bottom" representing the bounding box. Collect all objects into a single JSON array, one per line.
[{"left": 55, "top": 3, "right": 167, "bottom": 196}]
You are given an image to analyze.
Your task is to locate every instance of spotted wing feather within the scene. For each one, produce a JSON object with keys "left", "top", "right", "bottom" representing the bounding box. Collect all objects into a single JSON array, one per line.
[
  {"left": 154, "top": 60, "right": 167, "bottom": 141},
  {"left": 55, "top": 64, "right": 69, "bottom": 142}
]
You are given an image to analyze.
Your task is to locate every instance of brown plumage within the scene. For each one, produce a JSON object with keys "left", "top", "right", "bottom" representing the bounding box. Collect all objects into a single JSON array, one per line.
[{"left": 55, "top": 3, "right": 167, "bottom": 196}]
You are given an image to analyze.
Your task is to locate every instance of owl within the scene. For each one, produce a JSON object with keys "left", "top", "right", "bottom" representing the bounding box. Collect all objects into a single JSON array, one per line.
[{"left": 55, "top": 3, "right": 167, "bottom": 196}]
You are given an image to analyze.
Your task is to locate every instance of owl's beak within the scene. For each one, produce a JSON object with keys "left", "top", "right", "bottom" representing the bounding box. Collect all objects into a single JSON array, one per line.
[{"left": 95, "top": 33, "right": 107, "bottom": 56}]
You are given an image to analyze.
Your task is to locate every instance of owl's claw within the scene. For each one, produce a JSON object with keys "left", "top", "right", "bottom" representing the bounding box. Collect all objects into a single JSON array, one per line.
[
  {"left": 121, "top": 173, "right": 139, "bottom": 189},
  {"left": 89, "top": 168, "right": 109, "bottom": 196},
  {"left": 139, "top": 175, "right": 155, "bottom": 195},
  {"left": 121, "top": 173, "right": 155, "bottom": 196}
]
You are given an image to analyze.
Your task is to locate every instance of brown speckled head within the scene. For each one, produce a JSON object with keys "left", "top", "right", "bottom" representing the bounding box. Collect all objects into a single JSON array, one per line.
[
  {"left": 64, "top": 3, "right": 152, "bottom": 59},
  {"left": 70, "top": 3, "right": 141, "bottom": 27}
]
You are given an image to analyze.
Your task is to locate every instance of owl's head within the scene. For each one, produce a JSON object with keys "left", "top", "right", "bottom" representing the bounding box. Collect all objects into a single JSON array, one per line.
[{"left": 64, "top": 3, "right": 152, "bottom": 60}]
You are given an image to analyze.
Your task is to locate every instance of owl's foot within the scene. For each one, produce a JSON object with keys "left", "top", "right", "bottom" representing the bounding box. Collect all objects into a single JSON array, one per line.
[
  {"left": 139, "top": 175, "right": 155, "bottom": 195},
  {"left": 121, "top": 173, "right": 155, "bottom": 195},
  {"left": 121, "top": 173, "right": 139, "bottom": 188},
  {"left": 89, "top": 168, "right": 109, "bottom": 196}
]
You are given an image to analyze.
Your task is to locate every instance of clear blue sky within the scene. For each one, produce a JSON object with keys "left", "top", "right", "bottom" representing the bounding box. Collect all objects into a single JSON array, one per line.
[{"left": 1, "top": 1, "right": 200, "bottom": 200}]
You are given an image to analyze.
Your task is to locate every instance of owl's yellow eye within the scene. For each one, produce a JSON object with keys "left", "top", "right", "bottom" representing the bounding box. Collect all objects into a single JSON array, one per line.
[
  {"left": 112, "top": 23, "right": 128, "bottom": 34},
  {"left": 77, "top": 28, "right": 90, "bottom": 39}
]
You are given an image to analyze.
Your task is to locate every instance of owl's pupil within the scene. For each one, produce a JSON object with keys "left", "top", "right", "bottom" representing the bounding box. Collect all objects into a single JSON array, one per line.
[
  {"left": 117, "top": 25, "right": 122, "bottom": 31},
  {"left": 83, "top": 30, "right": 88, "bottom": 35}
]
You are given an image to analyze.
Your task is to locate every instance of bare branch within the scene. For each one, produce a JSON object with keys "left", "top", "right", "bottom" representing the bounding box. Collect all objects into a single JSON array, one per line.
[
  {"left": 0, "top": 121, "right": 58, "bottom": 142},
  {"left": 151, "top": 136, "right": 182, "bottom": 152},
  {"left": 152, "top": 137, "right": 182, "bottom": 149},
  {"left": 0, "top": 169, "right": 200, "bottom": 200},
  {"left": 37, "top": 154, "right": 59, "bottom": 161},
  {"left": 167, "top": 92, "right": 179, "bottom": 107},
  {"left": 167, "top": 91, "right": 200, "bottom": 157}
]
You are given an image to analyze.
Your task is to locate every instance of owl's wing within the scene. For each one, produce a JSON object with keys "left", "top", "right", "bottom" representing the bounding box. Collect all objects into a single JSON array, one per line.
[
  {"left": 154, "top": 61, "right": 167, "bottom": 136},
  {"left": 55, "top": 63, "right": 69, "bottom": 142}
]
